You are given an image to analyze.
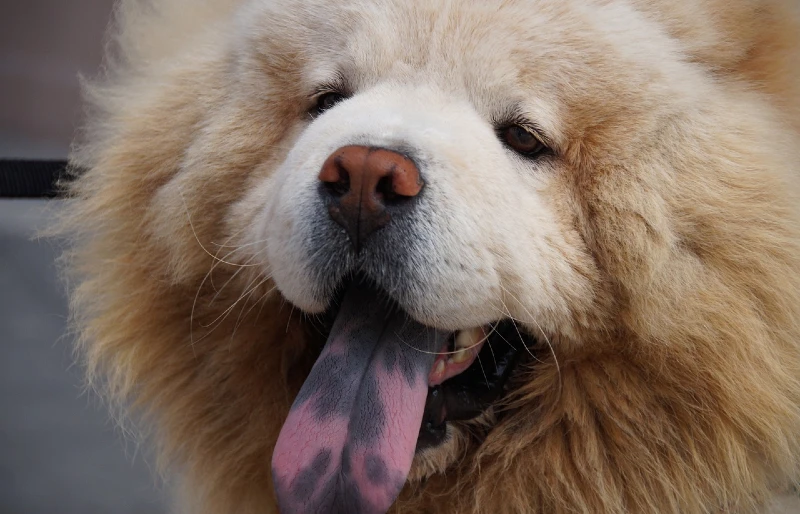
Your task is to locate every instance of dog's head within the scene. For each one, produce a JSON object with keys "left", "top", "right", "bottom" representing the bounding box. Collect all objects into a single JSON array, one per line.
[
  {"left": 229, "top": 2, "right": 637, "bottom": 509},
  {"left": 66, "top": 0, "right": 800, "bottom": 512}
]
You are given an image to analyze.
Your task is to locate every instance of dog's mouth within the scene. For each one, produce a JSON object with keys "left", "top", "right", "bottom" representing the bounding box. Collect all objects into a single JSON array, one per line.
[
  {"left": 271, "top": 279, "right": 532, "bottom": 514},
  {"left": 416, "top": 320, "right": 528, "bottom": 452}
]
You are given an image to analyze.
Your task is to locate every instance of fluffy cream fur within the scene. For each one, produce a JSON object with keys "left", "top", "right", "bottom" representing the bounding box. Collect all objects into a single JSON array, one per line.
[{"left": 60, "top": 0, "right": 800, "bottom": 512}]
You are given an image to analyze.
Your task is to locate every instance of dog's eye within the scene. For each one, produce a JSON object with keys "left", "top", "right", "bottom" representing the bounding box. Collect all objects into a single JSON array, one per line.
[
  {"left": 313, "top": 92, "right": 347, "bottom": 115},
  {"left": 500, "top": 125, "right": 547, "bottom": 158}
]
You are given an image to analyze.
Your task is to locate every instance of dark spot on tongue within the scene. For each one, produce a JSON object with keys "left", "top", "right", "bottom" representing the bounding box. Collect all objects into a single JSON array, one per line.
[
  {"left": 272, "top": 282, "right": 448, "bottom": 514},
  {"left": 381, "top": 341, "right": 422, "bottom": 387},
  {"left": 364, "top": 454, "right": 388, "bottom": 486},
  {"left": 291, "top": 450, "right": 332, "bottom": 501}
]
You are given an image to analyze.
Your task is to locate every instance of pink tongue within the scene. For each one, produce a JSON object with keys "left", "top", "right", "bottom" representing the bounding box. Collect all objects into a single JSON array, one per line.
[{"left": 272, "top": 283, "right": 446, "bottom": 514}]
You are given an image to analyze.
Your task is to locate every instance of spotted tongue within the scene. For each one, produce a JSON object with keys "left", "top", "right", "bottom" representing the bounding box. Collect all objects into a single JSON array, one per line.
[{"left": 272, "top": 283, "right": 446, "bottom": 514}]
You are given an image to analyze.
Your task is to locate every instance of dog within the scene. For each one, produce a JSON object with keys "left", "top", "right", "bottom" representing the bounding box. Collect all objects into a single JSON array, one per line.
[{"left": 60, "top": 0, "right": 800, "bottom": 512}]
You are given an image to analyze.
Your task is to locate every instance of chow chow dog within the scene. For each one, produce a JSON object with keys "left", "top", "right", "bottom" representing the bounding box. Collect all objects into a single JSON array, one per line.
[{"left": 60, "top": 0, "right": 800, "bottom": 512}]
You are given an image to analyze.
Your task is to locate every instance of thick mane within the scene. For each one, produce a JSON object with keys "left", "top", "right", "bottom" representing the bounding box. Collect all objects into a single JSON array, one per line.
[
  {"left": 59, "top": 1, "right": 800, "bottom": 513},
  {"left": 462, "top": 95, "right": 800, "bottom": 512}
]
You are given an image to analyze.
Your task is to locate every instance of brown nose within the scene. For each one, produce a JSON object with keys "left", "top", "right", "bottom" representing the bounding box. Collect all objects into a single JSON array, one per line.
[{"left": 318, "top": 145, "right": 424, "bottom": 251}]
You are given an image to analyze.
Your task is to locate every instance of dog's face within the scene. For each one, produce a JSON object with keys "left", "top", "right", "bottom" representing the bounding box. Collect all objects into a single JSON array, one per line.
[
  {"left": 157, "top": 0, "right": 701, "bottom": 510},
  {"left": 239, "top": 0, "right": 604, "bottom": 331},
  {"left": 70, "top": 0, "right": 800, "bottom": 512},
  {"left": 223, "top": 0, "right": 695, "bottom": 334}
]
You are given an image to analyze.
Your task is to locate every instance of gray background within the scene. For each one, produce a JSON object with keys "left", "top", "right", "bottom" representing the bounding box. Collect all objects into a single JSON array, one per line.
[{"left": 1, "top": 1, "right": 168, "bottom": 513}]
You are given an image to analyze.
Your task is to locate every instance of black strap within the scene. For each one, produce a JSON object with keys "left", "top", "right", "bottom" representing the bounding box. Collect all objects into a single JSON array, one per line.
[{"left": 0, "top": 159, "right": 71, "bottom": 198}]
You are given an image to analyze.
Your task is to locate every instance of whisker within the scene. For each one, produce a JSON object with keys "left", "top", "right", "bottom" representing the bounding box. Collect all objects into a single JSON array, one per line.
[
  {"left": 476, "top": 350, "right": 490, "bottom": 389},
  {"left": 228, "top": 284, "right": 278, "bottom": 351},
  {"left": 489, "top": 316, "right": 520, "bottom": 350},
  {"left": 486, "top": 326, "right": 498, "bottom": 369},
  {"left": 209, "top": 241, "right": 257, "bottom": 293},
  {"left": 190, "top": 230, "right": 248, "bottom": 347},
  {"left": 189, "top": 265, "right": 214, "bottom": 357},
  {"left": 256, "top": 284, "right": 285, "bottom": 320},
  {"left": 209, "top": 252, "right": 260, "bottom": 306},
  {"left": 238, "top": 285, "right": 278, "bottom": 328},
  {"left": 491, "top": 317, "right": 546, "bottom": 366},
  {"left": 286, "top": 304, "right": 296, "bottom": 333},
  {"left": 203, "top": 228, "right": 243, "bottom": 294},
  {"left": 201, "top": 276, "right": 271, "bottom": 329},
  {"left": 209, "top": 237, "right": 268, "bottom": 250},
  {"left": 495, "top": 300, "right": 542, "bottom": 363},
  {"left": 190, "top": 276, "right": 272, "bottom": 347},
  {"left": 254, "top": 286, "right": 275, "bottom": 324},
  {"left": 396, "top": 323, "right": 498, "bottom": 357},
  {"left": 307, "top": 312, "right": 327, "bottom": 336},
  {"left": 228, "top": 288, "right": 253, "bottom": 352},
  {"left": 208, "top": 223, "right": 269, "bottom": 292},
  {"left": 178, "top": 189, "right": 260, "bottom": 268},
  {"left": 500, "top": 285, "right": 562, "bottom": 398}
]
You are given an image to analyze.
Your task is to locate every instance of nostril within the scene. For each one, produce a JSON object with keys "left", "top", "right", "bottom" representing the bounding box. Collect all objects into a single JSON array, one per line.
[
  {"left": 319, "top": 154, "right": 354, "bottom": 198},
  {"left": 324, "top": 169, "right": 350, "bottom": 198},
  {"left": 376, "top": 175, "right": 395, "bottom": 202},
  {"left": 377, "top": 172, "right": 416, "bottom": 206},
  {"left": 318, "top": 145, "right": 423, "bottom": 251}
]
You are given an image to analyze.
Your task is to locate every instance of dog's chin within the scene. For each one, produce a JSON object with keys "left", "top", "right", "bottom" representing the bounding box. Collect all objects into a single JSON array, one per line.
[{"left": 289, "top": 274, "right": 536, "bottom": 478}]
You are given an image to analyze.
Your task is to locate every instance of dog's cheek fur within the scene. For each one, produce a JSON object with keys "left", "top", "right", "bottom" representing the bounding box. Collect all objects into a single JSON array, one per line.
[
  {"left": 405, "top": 6, "right": 800, "bottom": 510},
  {"left": 397, "top": 89, "right": 800, "bottom": 514},
  {"left": 57, "top": 14, "right": 315, "bottom": 513}
]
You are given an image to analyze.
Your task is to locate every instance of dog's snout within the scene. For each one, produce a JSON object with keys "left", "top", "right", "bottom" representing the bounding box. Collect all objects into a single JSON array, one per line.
[{"left": 318, "top": 145, "right": 424, "bottom": 251}]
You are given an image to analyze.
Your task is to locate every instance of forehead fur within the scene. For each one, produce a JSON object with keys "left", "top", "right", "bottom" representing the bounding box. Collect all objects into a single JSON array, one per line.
[{"left": 228, "top": 0, "right": 730, "bottom": 175}]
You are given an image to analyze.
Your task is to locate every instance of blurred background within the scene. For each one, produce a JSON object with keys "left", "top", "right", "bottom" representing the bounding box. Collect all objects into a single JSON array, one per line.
[{"left": 1, "top": 2, "right": 168, "bottom": 513}]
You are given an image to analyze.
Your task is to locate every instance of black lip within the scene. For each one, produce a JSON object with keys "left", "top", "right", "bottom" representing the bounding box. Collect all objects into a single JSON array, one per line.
[{"left": 415, "top": 320, "right": 532, "bottom": 452}]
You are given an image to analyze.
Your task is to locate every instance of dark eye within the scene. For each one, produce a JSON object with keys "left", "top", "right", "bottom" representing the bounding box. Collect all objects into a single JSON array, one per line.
[
  {"left": 312, "top": 92, "right": 347, "bottom": 115},
  {"left": 500, "top": 125, "right": 547, "bottom": 158}
]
